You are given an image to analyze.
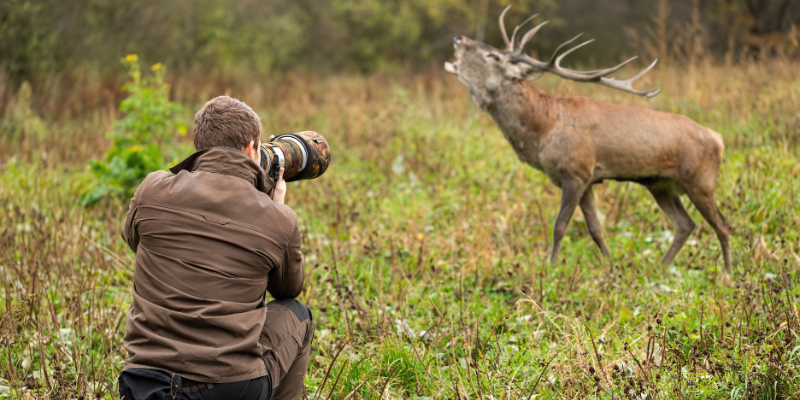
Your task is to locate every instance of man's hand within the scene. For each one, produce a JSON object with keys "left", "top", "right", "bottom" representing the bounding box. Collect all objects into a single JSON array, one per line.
[{"left": 273, "top": 168, "right": 287, "bottom": 204}]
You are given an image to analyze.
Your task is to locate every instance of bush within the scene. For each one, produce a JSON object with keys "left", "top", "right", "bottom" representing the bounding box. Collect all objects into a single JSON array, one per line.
[{"left": 79, "top": 55, "right": 185, "bottom": 206}]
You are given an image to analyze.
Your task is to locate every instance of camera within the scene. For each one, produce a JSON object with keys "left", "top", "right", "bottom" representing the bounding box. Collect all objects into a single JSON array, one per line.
[{"left": 259, "top": 131, "right": 331, "bottom": 182}]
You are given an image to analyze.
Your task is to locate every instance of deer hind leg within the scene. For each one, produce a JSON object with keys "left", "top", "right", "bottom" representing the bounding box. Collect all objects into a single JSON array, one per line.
[
  {"left": 646, "top": 181, "right": 696, "bottom": 266},
  {"left": 550, "top": 180, "right": 585, "bottom": 264},
  {"left": 683, "top": 183, "right": 732, "bottom": 271},
  {"left": 579, "top": 186, "right": 611, "bottom": 256}
]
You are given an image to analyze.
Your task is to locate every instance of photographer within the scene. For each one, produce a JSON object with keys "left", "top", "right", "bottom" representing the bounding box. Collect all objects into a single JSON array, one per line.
[{"left": 119, "top": 96, "right": 313, "bottom": 400}]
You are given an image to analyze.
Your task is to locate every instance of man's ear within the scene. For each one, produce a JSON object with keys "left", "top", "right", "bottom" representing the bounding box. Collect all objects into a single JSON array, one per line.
[{"left": 243, "top": 140, "right": 258, "bottom": 162}]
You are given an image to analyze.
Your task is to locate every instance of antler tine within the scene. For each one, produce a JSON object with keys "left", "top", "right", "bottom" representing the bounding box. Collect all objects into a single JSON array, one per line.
[
  {"left": 598, "top": 59, "right": 661, "bottom": 100},
  {"left": 499, "top": 5, "right": 512, "bottom": 50},
  {"left": 582, "top": 56, "right": 639, "bottom": 77},
  {"left": 553, "top": 38, "right": 639, "bottom": 80},
  {"left": 553, "top": 39, "right": 596, "bottom": 70},
  {"left": 546, "top": 33, "right": 584, "bottom": 65},
  {"left": 509, "top": 14, "right": 538, "bottom": 51},
  {"left": 516, "top": 20, "right": 549, "bottom": 54}
]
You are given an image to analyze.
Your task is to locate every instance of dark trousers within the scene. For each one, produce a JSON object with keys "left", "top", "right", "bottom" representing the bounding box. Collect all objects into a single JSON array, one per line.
[
  {"left": 119, "top": 368, "right": 271, "bottom": 400},
  {"left": 119, "top": 299, "right": 314, "bottom": 400}
]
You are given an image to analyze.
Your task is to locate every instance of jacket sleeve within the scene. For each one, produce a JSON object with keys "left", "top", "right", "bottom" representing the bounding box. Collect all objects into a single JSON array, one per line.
[
  {"left": 267, "top": 221, "right": 305, "bottom": 299},
  {"left": 121, "top": 174, "right": 150, "bottom": 252}
]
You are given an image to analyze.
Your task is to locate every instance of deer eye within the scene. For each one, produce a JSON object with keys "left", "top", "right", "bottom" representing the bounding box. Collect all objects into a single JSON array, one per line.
[
  {"left": 510, "top": 60, "right": 519, "bottom": 65},
  {"left": 486, "top": 54, "right": 500, "bottom": 61}
]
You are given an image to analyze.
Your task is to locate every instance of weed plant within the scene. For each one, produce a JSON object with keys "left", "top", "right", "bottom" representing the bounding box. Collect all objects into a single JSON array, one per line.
[
  {"left": 1, "top": 58, "right": 799, "bottom": 399},
  {"left": 79, "top": 55, "right": 186, "bottom": 206}
]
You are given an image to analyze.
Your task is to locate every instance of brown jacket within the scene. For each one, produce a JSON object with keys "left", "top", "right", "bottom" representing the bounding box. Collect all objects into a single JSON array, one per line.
[{"left": 121, "top": 147, "right": 304, "bottom": 383}]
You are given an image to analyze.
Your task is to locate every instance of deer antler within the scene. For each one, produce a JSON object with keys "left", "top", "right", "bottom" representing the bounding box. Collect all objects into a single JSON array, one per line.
[
  {"left": 499, "top": 6, "right": 539, "bottom": 52},
  {"left": 510, "top": 14, "right": 538, "bottom": 50},
  {"left": 498, "top": 6, "right": 512, "bottom": 51},
  {"left": 503, "top": 8, "right": 662, "bottom": 100}
]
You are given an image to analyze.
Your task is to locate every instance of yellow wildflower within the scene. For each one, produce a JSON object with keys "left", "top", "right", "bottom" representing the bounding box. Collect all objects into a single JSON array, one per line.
[{"left": 124, "top": 54, "right": 138, "bottom": 62}]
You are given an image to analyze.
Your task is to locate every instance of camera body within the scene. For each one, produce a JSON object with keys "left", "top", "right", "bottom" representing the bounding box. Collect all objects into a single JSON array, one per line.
[{"left": 259, "top": 131, "right": 331, "bottom": 182}]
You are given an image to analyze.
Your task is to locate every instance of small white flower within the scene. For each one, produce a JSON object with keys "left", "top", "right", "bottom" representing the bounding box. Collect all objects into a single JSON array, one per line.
[{"left": 391, "top": 155, "right": 405, "bottom": 175}]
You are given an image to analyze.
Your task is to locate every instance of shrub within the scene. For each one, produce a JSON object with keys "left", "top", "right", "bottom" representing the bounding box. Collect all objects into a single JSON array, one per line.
[{"left": 79, "top": 55, "right": 185, "bottom": 206}]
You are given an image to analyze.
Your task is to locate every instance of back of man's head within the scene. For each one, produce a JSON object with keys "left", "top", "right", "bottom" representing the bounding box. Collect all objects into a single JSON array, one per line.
[{"left": 193, "top": 96, "right": 262, "bottom": 151}]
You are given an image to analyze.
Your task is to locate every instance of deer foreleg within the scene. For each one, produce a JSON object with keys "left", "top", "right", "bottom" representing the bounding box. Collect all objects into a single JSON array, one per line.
[
  {"left": 579, "top": 186, "right": 611, "bottom": 257},
  {"left": 550, "top": 180, "right": 585, "bottom": 264}
]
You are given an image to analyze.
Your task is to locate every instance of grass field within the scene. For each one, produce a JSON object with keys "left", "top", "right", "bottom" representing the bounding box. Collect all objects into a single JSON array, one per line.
[{"left": 1, "top": 59, "right": 800, "bottom": 399}]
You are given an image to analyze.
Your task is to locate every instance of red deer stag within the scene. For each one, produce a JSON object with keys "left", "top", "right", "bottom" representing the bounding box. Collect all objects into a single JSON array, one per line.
[{"left": 445, "top": 7, "right": 730, "bottom": 269}]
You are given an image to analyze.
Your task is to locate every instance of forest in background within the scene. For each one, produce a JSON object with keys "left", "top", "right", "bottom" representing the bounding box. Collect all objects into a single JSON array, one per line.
[
  {"left": 2, "top": 0, "right": 800, "bottom": 82},
  {"left": 2, "top": 0, "right": 799, "bottom": 122}
]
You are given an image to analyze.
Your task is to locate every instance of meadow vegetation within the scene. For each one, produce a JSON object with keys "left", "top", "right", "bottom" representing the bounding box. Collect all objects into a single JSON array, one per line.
[{"left": 1, "top": 55, "right": 800, "bottom": 399}]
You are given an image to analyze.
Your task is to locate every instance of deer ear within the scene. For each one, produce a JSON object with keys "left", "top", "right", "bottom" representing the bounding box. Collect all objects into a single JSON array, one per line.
[{"left": 524, "top": 71, "right": 543, "bottom": 81}]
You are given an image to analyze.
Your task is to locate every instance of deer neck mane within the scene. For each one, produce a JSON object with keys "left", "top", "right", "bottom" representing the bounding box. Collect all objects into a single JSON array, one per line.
[{"left": 486, "top": 80, "right": 556, "bottom": 147}]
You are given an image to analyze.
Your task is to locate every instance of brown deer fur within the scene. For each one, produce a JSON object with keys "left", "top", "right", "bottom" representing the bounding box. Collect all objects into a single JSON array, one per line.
[{"left": 446, "top": 34, "right": 731, "bottom": 269}]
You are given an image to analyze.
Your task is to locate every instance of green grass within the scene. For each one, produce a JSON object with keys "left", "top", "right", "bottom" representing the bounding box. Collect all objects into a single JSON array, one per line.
[{"left": 1, "top": 61, "right": 800, "bottom": 399}]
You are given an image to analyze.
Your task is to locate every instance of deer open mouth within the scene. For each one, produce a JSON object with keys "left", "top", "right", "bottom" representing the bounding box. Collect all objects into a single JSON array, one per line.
[{"left": 444, "top": 56, "right": 459, "bottom": 74}]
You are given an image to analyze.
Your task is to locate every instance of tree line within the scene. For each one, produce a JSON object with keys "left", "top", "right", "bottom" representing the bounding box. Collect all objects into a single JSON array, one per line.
[{"left": 1, "top": 0, "right": 798, "bottom": 84}]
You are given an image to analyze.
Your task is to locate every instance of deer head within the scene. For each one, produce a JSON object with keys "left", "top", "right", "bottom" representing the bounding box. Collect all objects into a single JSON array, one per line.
[
  {"left": 445, "top": 35, "right": 517, "bottom": 110},
  {"left": 445, "top": 6, "right": 661, "bottom": 110}
]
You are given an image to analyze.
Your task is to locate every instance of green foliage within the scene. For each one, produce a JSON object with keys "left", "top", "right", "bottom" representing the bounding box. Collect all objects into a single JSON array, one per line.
[
  {"left": 0, "top": 0, "right": 63, "bottom": 79},
  {"left": 80, "top": 56, "right": 185, "bottom": 206},
  {"left": 0, "top": 0, "right": 562, "bottom": 80},
  {"left": 4, "top": 0, "right": 800, "bottom": 84},
  {"left": 0, "top": 81, "right": 47, "bottom": 148}
]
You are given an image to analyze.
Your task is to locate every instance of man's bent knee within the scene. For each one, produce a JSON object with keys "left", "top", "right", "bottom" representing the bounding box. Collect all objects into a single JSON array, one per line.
[
  {"left": 267, "top": 298, "right": 312, "bottom": 323},
  {"left": 261, "top": 298, "right": 314, "bottom": 397}
]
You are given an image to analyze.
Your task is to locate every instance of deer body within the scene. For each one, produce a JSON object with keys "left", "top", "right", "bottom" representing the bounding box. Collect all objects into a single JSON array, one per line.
[
  {"left": 489, "top": 83, "right": 724, "bottom": 187},
  {"left": 446, "top": 11, "right": 731, "bottom": 269}
]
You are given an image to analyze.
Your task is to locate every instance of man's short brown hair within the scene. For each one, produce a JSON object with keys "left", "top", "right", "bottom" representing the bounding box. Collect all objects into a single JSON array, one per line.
[{"left": 193, "top": 96, "right": 262, "bottom": 151}]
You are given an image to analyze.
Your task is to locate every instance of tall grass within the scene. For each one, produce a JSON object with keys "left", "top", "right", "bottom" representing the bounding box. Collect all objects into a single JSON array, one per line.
[{"left": 1, "top": 57, "right": 800, "bottom": 398}]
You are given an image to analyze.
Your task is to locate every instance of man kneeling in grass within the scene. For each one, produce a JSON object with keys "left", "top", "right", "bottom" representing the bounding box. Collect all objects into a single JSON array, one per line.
[{"left": 119, "top": 96, "right": 313, "bottom": 400}]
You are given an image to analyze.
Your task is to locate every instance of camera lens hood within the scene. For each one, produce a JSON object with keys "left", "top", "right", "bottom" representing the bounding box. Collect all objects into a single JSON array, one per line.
[{"left": 259, "top": 131, "right": 330, "bottom": 182}]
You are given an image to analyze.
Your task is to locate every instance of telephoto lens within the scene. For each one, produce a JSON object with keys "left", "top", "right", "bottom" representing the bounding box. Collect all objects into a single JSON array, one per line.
[{"left": 259, "top": 131, "right": 331, "bottom": 182}]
